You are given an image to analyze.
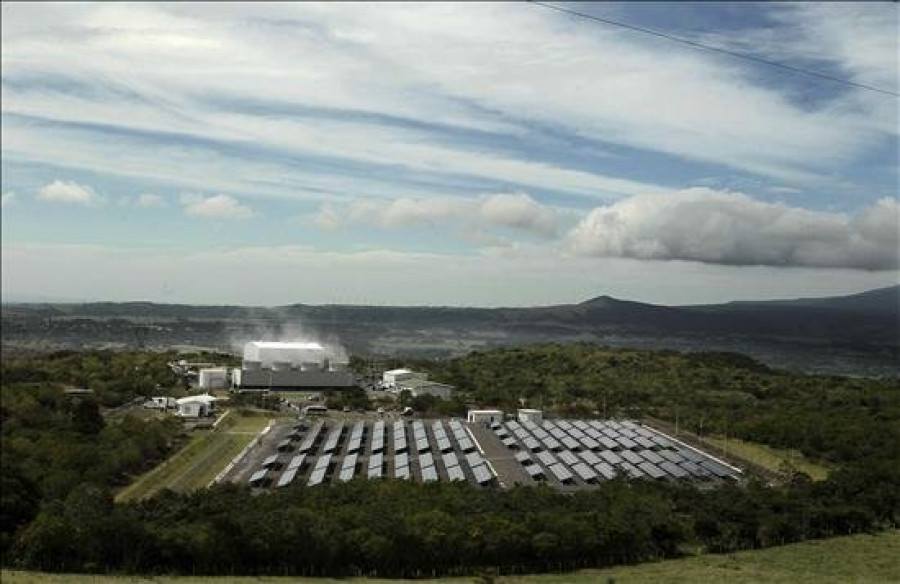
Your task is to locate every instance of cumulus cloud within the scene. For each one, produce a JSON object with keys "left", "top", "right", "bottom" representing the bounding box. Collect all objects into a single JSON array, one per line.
[
  {"left": 568, "top": 189, "right": 899, "bottom": 270},
  {"left": 1, "top": 192, "right": 15, "bottom": 208},
  {"left": 479, "top": 193, "right": 558, "bottom": 237},
  {"left": 324, "top": 192, "right": 559, "bottom": 237},
  {"left": 36, "top": 180, "right": 101, "bottom": 205},
  {"left": 136, "top": 193, "right": 166, "bottom": 208},
  {"left": 181, "top": 194, "right": 254, "bottom": 219}
]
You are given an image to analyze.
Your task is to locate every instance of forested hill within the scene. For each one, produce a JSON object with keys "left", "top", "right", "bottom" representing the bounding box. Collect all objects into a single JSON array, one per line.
[{"left": 2, "top": 286, "right": 898, "bottom": 375}]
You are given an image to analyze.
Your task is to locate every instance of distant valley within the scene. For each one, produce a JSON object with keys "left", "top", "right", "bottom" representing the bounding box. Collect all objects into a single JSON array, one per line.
[{"left": 2, "top": 285, "right": 898, "bottom": 376}]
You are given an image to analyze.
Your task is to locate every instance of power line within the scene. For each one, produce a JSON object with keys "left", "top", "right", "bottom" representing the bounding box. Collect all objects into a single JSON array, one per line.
[{"left": 527, "top": 1, "right": 899, "bottom": 98}]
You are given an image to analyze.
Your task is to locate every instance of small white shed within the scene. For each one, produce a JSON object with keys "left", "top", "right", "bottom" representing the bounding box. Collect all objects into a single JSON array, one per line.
[
  {"left": 176, "top": 394, "right": 219, "bottom": 418},
  {"left": 517, "top": 408, "right": 543, "bottom": 423},
  {"left": 467, "top": 409, "right": 504, "bottom": 425}
]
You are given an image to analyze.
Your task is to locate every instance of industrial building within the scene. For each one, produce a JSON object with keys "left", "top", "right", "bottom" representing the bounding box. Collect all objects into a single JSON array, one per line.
[
  {"left": 397, "top": 377, "right": 455, "bottom": 399},
  {"left": 198, "top": 367, "right": 229, "bottom": 390},
  {"left": 234, "top": 341, "right": 356, "bottom": 391}
]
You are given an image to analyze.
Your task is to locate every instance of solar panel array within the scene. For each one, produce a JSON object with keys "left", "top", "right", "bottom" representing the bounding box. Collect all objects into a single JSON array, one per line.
[
  {"left": 254, "top": 417, "right": 495, "bottom": 489},
  {"left": 495, "top": 419, "right": 738, "bottom": 487}
]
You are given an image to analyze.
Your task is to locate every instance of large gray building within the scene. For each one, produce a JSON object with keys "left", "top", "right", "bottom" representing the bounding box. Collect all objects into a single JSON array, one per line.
[{"left": 234, "top": 341, "right": 356, "bottom": 391}]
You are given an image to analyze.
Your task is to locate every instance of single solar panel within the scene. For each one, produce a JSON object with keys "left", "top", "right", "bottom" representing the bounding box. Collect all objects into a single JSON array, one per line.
[
  {"left": 442, "top": 452, "right": 459, "bottom": 468},
  {"left": 421, "top": 466, "right": 439, "bottom": 483},
  {"left": 558, "top": 450, "right": 580, "bottom": 466},
  {"left": 368, "top": 452, "right": 384, "bottom": 469},
  {"left": 579, "top": 451, "right": 601, "bottom": 466},
  {"left": 619, "top": 462, "right": 644, "bottom": 479},
  {"left": 616, "top": 437, "right": 638, "bottom": 450},
  {"left": 314, "top": 453, "right": 332, "bottom": 470},
  {"left": 287, "top": 454, "right": 306, "bottom": 471},
  {"left": 419, "top": 452, "right": 434, "bottom": 469},
  {"left": 394, "top": 466, "right": 410, "bottom": 480},
  {"left": 635, "top": 437, "right": 656, "bottom": 450},
  {"left": 640, "top": 450, "right": 665, "bottom": 465},
  {"left": 276, "top": 467, "right": 299, "bottom": 487},
  {"left": 660, "top": 461, "right": 688, "bottom": 479},
  {"left": 465, "top": 452, "right": 485, "bottom": 468},
  {"left": 620, "top": 450, "right": 643, "bottom": 465},
  {"left": 659, "top": 449, "right": 686, "bottom": 464},
  {"left": 572, "top": 463, "right": 598, "bottom": 482},
  {"left": 523, "top": 437, "right": 541, "bottom": 452},
  {"left": 249, "top": 469, "right": 268, "bottom": 486},
  {"left": 599, "top": 450, "right": 623, "bottom": 465},
  {"left": 262, "top": 454, "right": 280, "bottom": 468},
  {"left": 638, "top": 461, "right": 667, "bottom": 480},
  {"left": 595, "top": 462, "right": 618, "bottom": 480},
  {"left": 581, "top": 437, "right": 600, "bottom": 451},
  {"left": 548, "top": 464, "right": 574, "bottom": 483},
  {"left": 307, "top": 468, "right": 326, "bottom": 486},
  {"left": 525, "top": 464, "right": 545, "bottom": 478},
  {"left": 446, "top": 465, "right": 466, "bottom": 482},
  {"left": 599, "top": 437, "right": 619, "bottom": 450},
  {"left": 367, "top": 464, "right": 383, "bottom": 479},
  {"left": 471, "top": 464, "right": 494, "bottom": 484},
  {"left": 536, "top": 451, "right": 557, "bottom": 467}
]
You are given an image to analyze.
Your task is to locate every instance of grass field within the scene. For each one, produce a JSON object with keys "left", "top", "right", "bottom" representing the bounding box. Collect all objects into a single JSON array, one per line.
[
  {"left": 703, "top": 435, "right": 832, "bottom": 480},
  {"left": 4, "top": 530, "right": 898, "bottom": 583},
  {"left": 115, "top": 411, "right": 271, "bottom": 502}
]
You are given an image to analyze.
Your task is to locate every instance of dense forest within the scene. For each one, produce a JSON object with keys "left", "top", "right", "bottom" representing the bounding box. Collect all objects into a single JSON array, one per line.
[
  {"left": 396, "top": 344, "right": 900, "bottom": 465},
  {"left": 2, "top": 345, "right": 898, "bottom": 576}
]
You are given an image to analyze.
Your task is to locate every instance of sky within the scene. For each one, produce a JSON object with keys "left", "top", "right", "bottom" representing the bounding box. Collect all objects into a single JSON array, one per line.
[{"left": 1, "top": 1, "right": 898, "bottom": 307}]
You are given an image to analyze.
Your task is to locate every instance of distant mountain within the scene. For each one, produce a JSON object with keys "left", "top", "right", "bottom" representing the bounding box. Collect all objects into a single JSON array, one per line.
[
  {"left": 708, "top": 285, "right": 899, "bottom": 315},
  {"left": 3, "top": 286, "right": 898, "bottom": 376}
]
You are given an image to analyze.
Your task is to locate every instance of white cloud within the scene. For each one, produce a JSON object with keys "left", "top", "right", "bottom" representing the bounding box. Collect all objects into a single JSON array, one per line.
[
  {"left": 479, "top": 193, "right": 557, "bottom": 237},
  {"left": 136, "top": 193, "right": 166, "bottom": 208},
  {"left": 35, "top": 180, "right": 101, "bottom": 205},
  {"left": 569, "top": 189, "right": 899, "bottom": 270},
  {"left": 326, "top": 192, "right": 560, "bottom": 237},
  {"left": 1, "top": 192, "right": 15, "bottom": 208},
  {"left": 181, "top": 193, "right": 254, "bottom": 219}
]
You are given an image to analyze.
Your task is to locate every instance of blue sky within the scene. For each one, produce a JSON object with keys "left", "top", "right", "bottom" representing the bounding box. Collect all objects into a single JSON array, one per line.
[{"left": 1, "top": 2, "right": 897, "bottom": 306}]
